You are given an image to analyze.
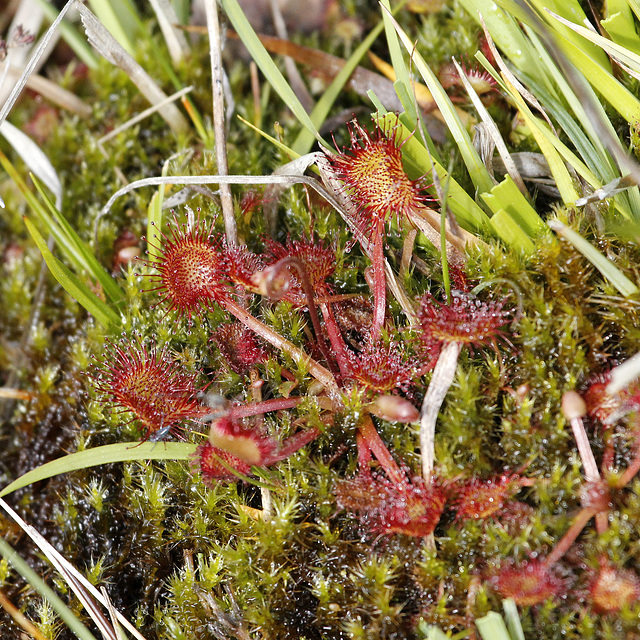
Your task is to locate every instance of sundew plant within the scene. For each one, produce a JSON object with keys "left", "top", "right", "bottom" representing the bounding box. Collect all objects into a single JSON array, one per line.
[{"left": 2, "top": 0, "right": 640, "bottom": 638}]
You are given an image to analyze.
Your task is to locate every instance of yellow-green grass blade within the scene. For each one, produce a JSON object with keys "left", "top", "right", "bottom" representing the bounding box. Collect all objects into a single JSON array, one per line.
[
  {"left": 0, "top": 152, "right": 126, "bottom": 306},
  {"left": 525, "top": 0, "right": 611, "bottom": 69},
  {"left": 549, "top": 9, "right": 640, "bottom": 75},
  {"left": 23, "top": 217, "right": 121, "bottom": 329},
  {"left": 0, "top": 442, "right": 197, "bottom": 497},
  {"left": 501, "top": 77, "right": 579, "bottom": 204},
  {"left": 483, "top": 176, "right": 548, "bottom": 239},
  {"left": 476, "top": 611, "right": 513, "bottom": 640},
  {"left": 457, "top": 0, "right": 542, "bottom": 80},
  {"left": 86, "top": 0, "right": 141, "bottom": 56}
]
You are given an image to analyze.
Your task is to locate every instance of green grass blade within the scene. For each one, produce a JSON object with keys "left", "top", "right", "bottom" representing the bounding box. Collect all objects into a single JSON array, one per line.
[
  {"left": 482, "top": 176, "right": 547, "bottom": 238},
  {"left": 548, "top": 219, "right": 639, "bottom": 297},
  {"left": 237, "top": 115, "right": 300, "bottom": 158},
  {"left": 601, "top": 0, "right": 640, "bottom": 54},
  {"left": 0, "top": 442, "right": 197, "bottom": 498},
  {"left": 292, "top": 16, "right": 386, "bottom": 156},
  {"left": 221, "top": 0, "right": 320, "bottom": 143},
  {"left": 548, "top": 9, "right": 640, "bottom": 76},
  {"left": 0, "top": 538, "right": 97, "bottom": 640},
  {"left": 0, "top": 152, "right": 126, "bottom": 306},
  {"left": 489, "top": 210, "right": 535, "bottom": 253},
  {"left": 383, "top": 8, "right": 495, "bottom": 195},
  {"left": 526, "top": 0, "right": 611, "bottom": 69},
  {"left": 502, "top": 77, "right": 578, "bottom": 204},
  {"left": 23, "top": 217, "right": 122, "bottom": 329},
  {"left": 30, "top": 176, "right": 126, "bottom": 306}
]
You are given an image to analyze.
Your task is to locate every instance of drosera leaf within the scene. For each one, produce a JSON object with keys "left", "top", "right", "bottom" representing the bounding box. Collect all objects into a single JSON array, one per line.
[
  {"left": 548, "top": 219, "right": 639, "bottom": 298},
  {"left": 0, "top": 537, "right": 97, "bottom": 640},
  {"left": 0, "top": 442, "right": 197, "bottom": 498},
  {"left": 23, "top": 217, "right": 122, "bottom": 329}
]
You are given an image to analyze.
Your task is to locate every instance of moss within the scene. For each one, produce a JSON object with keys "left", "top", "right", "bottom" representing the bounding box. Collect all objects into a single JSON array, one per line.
[{"left": 4, "top": 2, "right": 640, "bottom": 639}]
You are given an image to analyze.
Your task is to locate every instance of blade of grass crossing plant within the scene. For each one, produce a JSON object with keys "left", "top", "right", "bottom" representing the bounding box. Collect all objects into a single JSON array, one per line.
[
  {"left": 23, "top": 218, "right": 122, "bottom": 329},
  {"left": 292, "top": 16, "right": 386, "bottom": 156},
  {"left": 380, "top": 113, "right": 493, "bottom": 236},
  {"left": 0, "top": 442, "right": 197, "bottom": 498},
  {"left": 221, "top": 0, "right": 320, "bottom": 142},
  {"left": 30, "top": 176, "right": 126, "bottom": 306},
  {"left": 475, "top": 611, "right": 513, "bottom": 640},
  {"left": 0, "top": 538, "right": 97, "bottom": 640},
  {"left": 383, "top": 7, "right": 495, "bottom": 195},
  {"left": 146, "top": 158, "right": 175, "bottom": 261},
  {"left": 502, "top": 599, "right": 525, "bottom": 640},
  {"left": 237, "top": 115, "right": 300, "bottom": 158},
  {"left": 548, "top": 219, "right": 639, "bottom": 297}
]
